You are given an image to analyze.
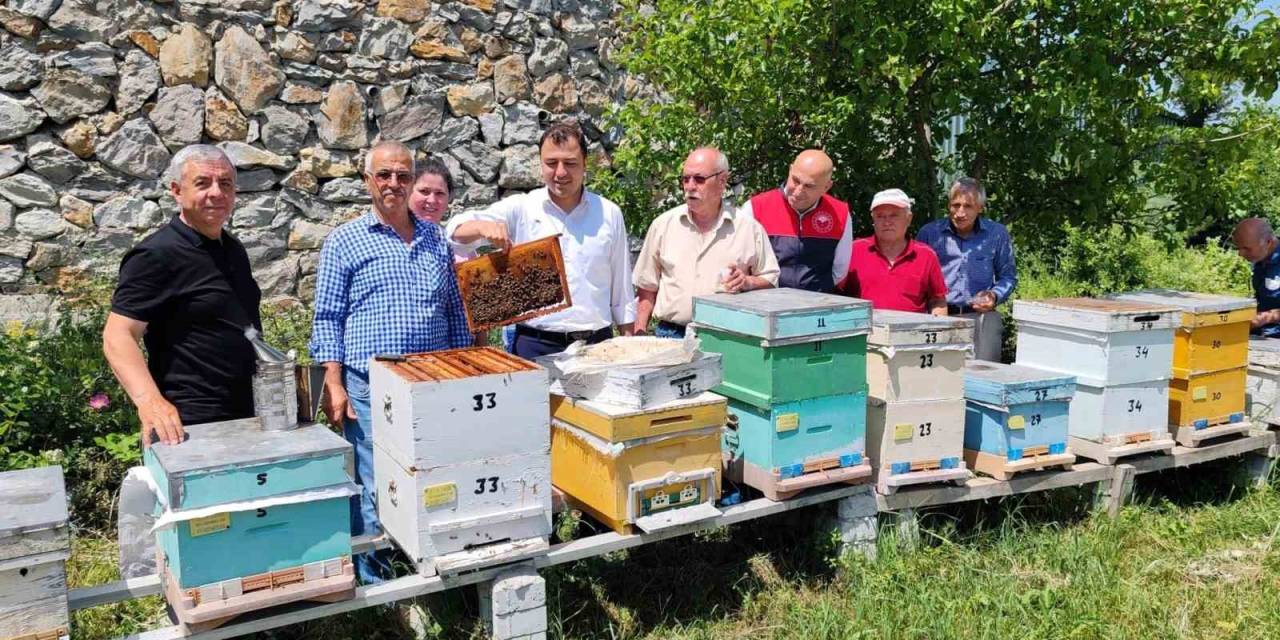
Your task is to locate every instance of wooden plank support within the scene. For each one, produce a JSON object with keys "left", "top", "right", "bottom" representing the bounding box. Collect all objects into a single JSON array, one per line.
[{"left": 1092, "top": 464, "right": 1137, "bottom": 518}]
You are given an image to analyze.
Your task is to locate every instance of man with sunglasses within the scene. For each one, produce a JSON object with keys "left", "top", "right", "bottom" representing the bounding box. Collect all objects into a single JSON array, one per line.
[
  {"left": 740, "top": 149, "right": 853, "bottom": 293},
  {"left": 632, "top": 147, "right": 779, "bottom": 338},
  {"left": 310, "top": 140, "right": 472, "bottom": 584},
  {"left": 446, "top": 120, "right": 636, "bottom": 358},
  {"left": 840, "top": 188, "right": 948, "bottom": 315}
]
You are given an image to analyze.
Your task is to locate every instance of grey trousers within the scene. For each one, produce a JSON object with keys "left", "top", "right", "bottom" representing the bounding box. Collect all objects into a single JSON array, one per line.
[{"left": 959, "top": 310, "right": 1004, "bottom": 362}]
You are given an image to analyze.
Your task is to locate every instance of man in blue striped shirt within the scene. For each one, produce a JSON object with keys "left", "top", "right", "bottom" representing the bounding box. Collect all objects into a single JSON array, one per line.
[
  {"left": 309, "top": 140, "right": 472, "bottom": 584},
  {"left": 917, "top": 177, "right": 1017, "bottom": 361}
]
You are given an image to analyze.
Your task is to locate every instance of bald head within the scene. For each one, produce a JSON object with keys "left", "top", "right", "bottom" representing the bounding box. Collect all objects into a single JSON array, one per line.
[
  {"left": 785, "top": 149, "right": 834, "bottom": 212},
  {"left": 1233, "top": 217, "right": 1277, "bottom": 264}
]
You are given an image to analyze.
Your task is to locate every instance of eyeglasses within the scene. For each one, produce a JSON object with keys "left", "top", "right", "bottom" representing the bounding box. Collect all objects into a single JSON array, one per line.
[
  {"left": 372, "top": 170, "right": 413, "bottom": 184},
  {"left": 679, "top": 171, "right": 724, "bottom": 186}
]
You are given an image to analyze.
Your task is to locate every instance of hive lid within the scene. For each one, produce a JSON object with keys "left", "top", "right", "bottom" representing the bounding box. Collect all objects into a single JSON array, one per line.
[
  {"left": 692, "top": 289, "right": 871, "bottom": 341},
  {"left": 0, "top": 465, "right": 68, "bottom": 540},
  {"left": 868, "top": 309, "right": 974, "bottom": 347},
  {"left": 375, "top": 346, "right": 542, "bottom": 382},
  {"left": 964, "top": 361, "right": 1075, "bottom": 406},
  {"left": 148, "top": 419, "right": 350, "bottom": 476},
  {"left": 1013, "top": 297, "right": 1179, "bottom": 332},
  {"left": 1108, "top": 289, "right": 1255, "bottom": 316}
]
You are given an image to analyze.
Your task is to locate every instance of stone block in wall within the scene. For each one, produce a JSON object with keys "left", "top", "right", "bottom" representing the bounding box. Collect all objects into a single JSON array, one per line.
[
  {"left": 159, "top": 23, "right": 213, "bottom": 88},
  {"left": 295, "top": 0, "right": 364, "bottom": 32},
  {"left": 116, "top": 50, "right": 160, "bottom": 116},
  {"left": 423, "top": 116, "right": 480, "bottom": 152},
  {"left": 0, "top": 43, "right": 44, "bottom": 91},
  {"left": 31, "top": 68, "right": 111, "bottom": 125},
  {"left": 96, "top": 119, "right": 171, "bottom": 179},
  {"left": 316, "top": 81, "right": 368, "bottom": 150},
  {"left": 494, "top": 54, "right": 531, "bottom": 103},
  {"left": 378, "top": 93, "right": 445, "bottom": 143},
  {"left": 358, "top": 16, "right": 414, "bottom": 60},
  {"left": 150, "top": 85, "right": 207, "bottom": 150},
  {"left": 26, "top": 135, "right": 85, "bottom": 185},
  {"left": 0, "top": 172, "right": 59, "bottom": 208},
  {"left": 204, "top": 87, "right": 251, "bottom": 142},
  {"left": 215, "top": 26, "right": 286, "bottom": 115},
  {"left": 14, "top": 207, "right": 66, "bottom": 240}
]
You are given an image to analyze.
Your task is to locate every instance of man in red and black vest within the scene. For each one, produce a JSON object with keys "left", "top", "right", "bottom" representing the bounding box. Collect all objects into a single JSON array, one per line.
[{"left": 740, "top": 150, "right": 853, "bottom": 293}]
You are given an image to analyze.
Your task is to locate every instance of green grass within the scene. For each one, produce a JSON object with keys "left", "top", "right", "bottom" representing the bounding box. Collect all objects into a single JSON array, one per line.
[{"left": 69, "top": 461, "right": 1280, "bottom": 640}]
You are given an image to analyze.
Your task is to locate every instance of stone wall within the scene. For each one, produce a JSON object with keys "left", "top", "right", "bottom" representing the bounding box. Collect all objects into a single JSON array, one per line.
[{"left": 0, "top": 0, "right": 633, "bottom": 309}]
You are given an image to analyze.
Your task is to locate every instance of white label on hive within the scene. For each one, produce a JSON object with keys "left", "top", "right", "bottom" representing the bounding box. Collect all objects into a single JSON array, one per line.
[
  {"left": 775, "top": 413, "right": 799, "bottom": 432},
  {"left": 188, "top": 512, "right": 231, "bottom": 537},
  {"left": 423, "top": 483, "right": 457, "bottom": 507},
  {"left": 1192, "top": 386, "right": 1207, "bottom": 401},
  {"left": 1008, "top": 415, "right": 1026, "bottom": 430},
  {"left": 893, "top": 423, "right": 914, "bottom": 441}
]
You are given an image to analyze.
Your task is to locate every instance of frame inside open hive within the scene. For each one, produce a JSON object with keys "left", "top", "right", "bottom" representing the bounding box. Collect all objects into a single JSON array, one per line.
[{"left": 379, "top": 347, "right": 540, "bottom": 381}]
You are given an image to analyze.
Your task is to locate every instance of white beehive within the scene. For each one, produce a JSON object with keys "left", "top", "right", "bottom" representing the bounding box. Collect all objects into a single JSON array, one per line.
[
  {"left": 1247, "top": 337, "right": 1280, "bottom": 426},
  {"left": 371, "top": 347, "right": 550, "bottom": 472},
  {"left": 1068, "top": 380, "right": 1171, "bottom": 444},
  {"left": 1013, "top": 298, "right": 1178, "bottom": 387},
  {"left": 866, "top": 397, "right": 969, "bottom": 491},
  {"left": 866, "top": 310, "right": 973, "bottom": 403},
  {"left": 369, "top": 348, "right": 553, "bottom": 576},
  {"left": 0, "top": 467, "right": 69, "bottom": 640}
]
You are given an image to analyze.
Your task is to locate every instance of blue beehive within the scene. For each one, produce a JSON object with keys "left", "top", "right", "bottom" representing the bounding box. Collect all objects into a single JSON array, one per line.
[
  {"left": 722, "top": 391, "right": 870, "bottom": 500},
  {"left": 145, "top": 419, "right": 355, "bottom": 590},
  {"left": 963, "top": 361, "right": 1077, "bottom": 479}
]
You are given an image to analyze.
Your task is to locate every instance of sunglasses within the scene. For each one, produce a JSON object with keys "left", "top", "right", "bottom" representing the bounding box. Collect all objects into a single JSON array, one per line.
[
  {"left": 679, "top": 170, "right": 724, "bottom": 185},
  {"left": 372, "top": 170, "right": 413, "bottom": 184}
]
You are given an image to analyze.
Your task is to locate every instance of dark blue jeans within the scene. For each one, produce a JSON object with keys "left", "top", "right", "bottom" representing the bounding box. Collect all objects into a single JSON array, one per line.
[{"left": 342, "top": 368, "right": 394, "bottom": 584}]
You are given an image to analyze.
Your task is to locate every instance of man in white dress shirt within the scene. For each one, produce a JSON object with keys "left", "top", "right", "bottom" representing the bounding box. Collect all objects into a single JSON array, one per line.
[{"left": 445, "top": 120, "right": 636, "bottom": 358}]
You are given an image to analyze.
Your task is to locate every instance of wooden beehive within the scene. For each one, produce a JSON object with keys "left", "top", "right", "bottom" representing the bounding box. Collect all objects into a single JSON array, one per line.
[
  {"left": 1168, "top": 366, "right": 1247, "bottom": 428},
  {"left": 541, "top": 349, "right": 723, "bottom": 410},
  {"left": 0, "top": 467, "right": 69, "bottom": 640},
  {"left": 370, "top": 347, "right": 549, "bottom": 473},
  {"left": 722, "top": 391, "right": 871, "bottom": 500},
  {"left": 1013, "top": 298, "right": 1178, "bottom": 386},
  {"left": 963, "top": 361, "right": 1077, "bottom": 479},
  {"left": 550, "top": 418, "right": 722, "bottom": 534},
  {"left": 866, "top": 397, "right": 968, "bottom": 491},
  {"left": 549, "top": 392, "right": 725, "bottom": 533},
  {"left": 692, "top": 289, "right": 871, "bottom": 409},
  {"left": 454, "top": 235, "right": 572, "bottom": 333},
  {"left": 144, "top": 420, "right": 355, "bottom": 592},
  {"left": 866, "top": 310, "right": 973, "bottom": 403},
  {"left": 369, "top": 347, "right": 552, "bottom": 575},
  {"left": 1248, "top": 337, "right": 1280, "bottom": 426},
  {"left": 1108, "top": 290, "right": 1254, "bottom": 378}
]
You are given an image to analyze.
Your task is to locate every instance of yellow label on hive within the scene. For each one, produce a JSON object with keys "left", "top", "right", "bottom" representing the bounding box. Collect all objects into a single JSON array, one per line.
[
  {"left": 893, "top": 423, "right": 914, "bottom": 441},
  {"left": 775, "top": 413, "right": 799, "bottom": 432},
  {"left": 188, "top": 512, "right": 231, "bottom": 537},
  {"left": 1008, "top": 415, "right": 1026, "bottom": 430},
  {"left": 1192, "top": 386, "right": 1207, "bottom": 401},
  {"left": 423, "top": 483, "right": 457, "bottom": 507}
]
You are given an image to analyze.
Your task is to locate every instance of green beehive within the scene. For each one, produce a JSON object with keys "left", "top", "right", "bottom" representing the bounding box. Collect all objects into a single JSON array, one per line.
[{"left": 692, "top": 289, "right": 872, "bottom": 409}]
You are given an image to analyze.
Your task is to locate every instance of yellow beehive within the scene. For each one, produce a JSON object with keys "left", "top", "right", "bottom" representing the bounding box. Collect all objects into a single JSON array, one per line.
[
  {"left": 550, "top": 392, "right": 724, "bottom": 534},
  {"left": 1168, "top": 366, "right": 1247, "bottom": 428},
  {"left": 1109, "top": 290, "right": 1254, "bottom": 378}
]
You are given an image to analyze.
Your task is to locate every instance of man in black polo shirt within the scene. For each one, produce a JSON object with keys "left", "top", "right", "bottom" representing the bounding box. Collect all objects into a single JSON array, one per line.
[{"left": 103, "top": 144, "right": 262, "bottom": 447}]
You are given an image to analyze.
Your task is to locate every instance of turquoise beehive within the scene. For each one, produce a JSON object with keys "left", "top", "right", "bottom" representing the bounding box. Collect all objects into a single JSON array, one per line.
[{"left": 145, "top": 419, "right": 355, "bottom": 590}]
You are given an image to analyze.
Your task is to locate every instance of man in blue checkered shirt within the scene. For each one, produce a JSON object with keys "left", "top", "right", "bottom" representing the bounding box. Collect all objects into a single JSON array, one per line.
[{"left": 309, "top": 140, "right": 472, "bottom": 584}]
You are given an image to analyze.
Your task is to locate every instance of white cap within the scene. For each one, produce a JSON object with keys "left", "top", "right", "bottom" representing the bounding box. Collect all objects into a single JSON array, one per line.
[{"left": 869, "top": 188, "right": 913, "bottom": 212}]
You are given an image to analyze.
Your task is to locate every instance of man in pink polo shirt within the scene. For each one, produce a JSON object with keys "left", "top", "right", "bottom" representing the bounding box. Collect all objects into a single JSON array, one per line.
[{"left": 840, "top": 188, "right": 948, "bottom": 315}]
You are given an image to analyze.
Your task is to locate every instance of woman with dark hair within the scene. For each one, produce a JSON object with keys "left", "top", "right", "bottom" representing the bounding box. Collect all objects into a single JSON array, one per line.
[{"left": 409, "top": 156, "right": 454, "bottom": 224}]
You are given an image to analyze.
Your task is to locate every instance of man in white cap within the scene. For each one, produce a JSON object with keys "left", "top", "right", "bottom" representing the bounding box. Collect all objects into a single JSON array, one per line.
[{"left": 840, "top": 188, "right": 947, "bottom": 315}]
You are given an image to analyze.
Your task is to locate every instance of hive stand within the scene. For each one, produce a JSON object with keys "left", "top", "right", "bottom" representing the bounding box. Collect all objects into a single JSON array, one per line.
[
  {"left": 1172, "top": 420, "right": 1253, "bottom": 448},
  {"left": 477, "top": 564, "right": 547, "bottom": 640},
  {"left": 73, "top": 431, "right": 1280, "bottom": 640},
  {"left": 1068, "top": 434, "right": 1175, "bottom": 465}
]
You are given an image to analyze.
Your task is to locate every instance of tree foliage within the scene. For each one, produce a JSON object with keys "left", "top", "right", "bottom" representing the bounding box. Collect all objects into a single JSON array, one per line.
[{"left": 597, "top": 0, "right": 1280, "bottom": 249}]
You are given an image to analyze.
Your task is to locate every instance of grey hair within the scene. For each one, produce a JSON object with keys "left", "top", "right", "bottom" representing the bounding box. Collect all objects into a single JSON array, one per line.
[
  {"left": 166, "top": 144, "right": 236, "bottom": 184},
  {"left": 363, "top": 139, "right": 416, "bottom": 175},
  {"left": 949, "top": 176, "right": 986, "bottom": 207}
]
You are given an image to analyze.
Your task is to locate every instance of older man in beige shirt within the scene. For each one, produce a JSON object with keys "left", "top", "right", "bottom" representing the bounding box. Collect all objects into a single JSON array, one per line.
[{"left": 633, "top": 147, "right": 780, "bottom": 337}]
